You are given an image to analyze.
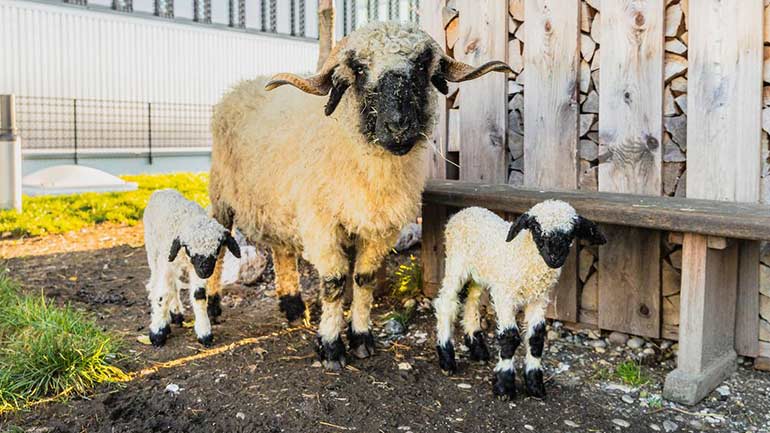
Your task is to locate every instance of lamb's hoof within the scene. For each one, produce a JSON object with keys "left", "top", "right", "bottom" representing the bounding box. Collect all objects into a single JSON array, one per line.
[
  {"left": 170, "top": 312, "right": 184, "bottom": 326},
  {"left": 315, "top": 335, "right": 346, "bottom": 370},
  {"left": 197, "top": 334, "right": 214, "bottom": 347},
  {"left": 493, "top": 369, "right": 517, "bottom": 400},
  {"left": 525, "top": 369, "right": 546, "bottom": 399},
  {"left": 278, "top": 293, "right": 306, "bottom": 326},
  {"left": 464, "top": 331, "right": 491, "bottom": 363},
  {"left": 436, "top": 343, "right": 457, "bottom": 375},
  {"left": 207, "top": 294, "right": 222, "bottom": 319},
  {"left": 347, "top": 327, "right": 375, "bottom": 359},
  {"left": 149, "top": 324, "right": 171, "bottom": 347}
]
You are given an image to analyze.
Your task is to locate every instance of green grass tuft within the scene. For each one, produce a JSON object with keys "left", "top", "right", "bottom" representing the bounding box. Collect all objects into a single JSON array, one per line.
[
  {"left": 614, "top": 360, "right": 649, "bottom": 387},
  {"left": 0, "top": 273, "right": 128, "bottom": 412},
  {"left": 391, "top": 254, "right": 422, "bottom": 299},
  {"left": 0, "top": 172, "right": 209, "bottom": 238}
]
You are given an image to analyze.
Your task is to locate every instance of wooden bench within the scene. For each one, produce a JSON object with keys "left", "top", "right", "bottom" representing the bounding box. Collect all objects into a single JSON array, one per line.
[{"left": 422, "top": 179, "right": 770, "bottom": 405}]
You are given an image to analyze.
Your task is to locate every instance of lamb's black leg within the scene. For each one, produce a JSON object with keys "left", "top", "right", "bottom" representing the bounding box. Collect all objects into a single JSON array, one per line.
[
  {"left": 492, "top": 327, "right": 521, "bottom": 400},
  {"left": 524, "top": 321, "right": 547, "bottom": 398},
  {"left": 464, "top": 330, "right": 491, "bottom": 363}
]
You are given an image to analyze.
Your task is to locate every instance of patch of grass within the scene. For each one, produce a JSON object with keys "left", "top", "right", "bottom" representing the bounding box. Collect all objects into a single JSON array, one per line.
[
  {"left": 0, "top": 172, "right": 209, "bottom": 238},
  {"left": 0, "top": 273, "right": 128, "bottom": 412},
  {"left": 391, "top": 254, "right": 422, "bottom": 299},
  {"left": 614, "top": 360, "right": 649, "bottom": 387}
]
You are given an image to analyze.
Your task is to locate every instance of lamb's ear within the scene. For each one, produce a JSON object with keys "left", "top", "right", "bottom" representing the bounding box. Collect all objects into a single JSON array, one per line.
[
  {"left": 574, "top": 216, "right": 607, "bottom": 245},
  {"left": 506, "top": 213, "right": 532, "bottom": 242},
  {"left": 224, "top": 232, "right": 241, "bottom": 259},
  {"left": 168, "top": 237, "right": 183, "bottom": 262}
]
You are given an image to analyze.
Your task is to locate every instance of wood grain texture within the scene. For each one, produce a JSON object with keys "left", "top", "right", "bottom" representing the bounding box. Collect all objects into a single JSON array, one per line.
[
  {"left": 422, "top": 180, "right": 770, "bottom": 241},
  {"left": 523, "top": 0, "right": 580, "bottom": 322},
  {"left": 421, "top": 203, "right": 447, "bottom": 298},
  {"left": 686, "top": 0, "right": 762, "bottom": 361},
  {"left": 523, "top": 0, "right": 579, "bottom": 189},
  {"left": 419, "top": 0, "right": 448, "bottom": 179},
  {"left": 456, "top": 0, "right": 508, "bottom": 183},
  {"left": 597, "top": 0, "right": 664, "bottom": 338}
]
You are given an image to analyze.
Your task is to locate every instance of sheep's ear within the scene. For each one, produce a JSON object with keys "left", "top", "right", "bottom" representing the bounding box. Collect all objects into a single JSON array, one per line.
[
  {"left": 430, "top": 74, "right": 449, "bottom": 95},
  {"left": 506, "top": 213, "right": 531, "bottom": 242},
  {"left": 574, "top": 216, "right": 607, "bottom": 245},
  {"left": 224, "top": 232, "right": 241, "bottom": 259},
  {"left": 325, "top": 79, "right": 350, "bottom": 116},
  {"left": 168, "top": 237, "right": 183, "bottom": 262}
]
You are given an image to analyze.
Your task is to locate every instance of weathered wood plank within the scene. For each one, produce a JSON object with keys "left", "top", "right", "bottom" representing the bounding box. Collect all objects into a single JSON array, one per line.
[
  {"left": 665, "top": 0, "right": 763, "bottom": 405},
  {"left": 523, "top": 0, "right": 580, "bottom": 322},
  {"left": 420, "top": 0, "right": 448, "bottom": 179},
  {"left": 456, "top": 0, "right": 508, "bottom": 183},
  {"left": 422, "top": 180, "right": 770, "bottom": 241},
  {"left": 736, "top": 241, "right": 760, "bottom": 357},
  {"left": 421, "top": 203, "right": 447, "bottom": 298},
  {"left": 597, "top": 0, "right": 664, "bottom": 339}
]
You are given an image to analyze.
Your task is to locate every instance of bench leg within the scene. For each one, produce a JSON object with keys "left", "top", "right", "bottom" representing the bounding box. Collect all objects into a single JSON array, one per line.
[
  {"left": 422, "top": 203, "right": 447, "bottom": 298},
  {"left": 663, "top": 233, "right": 738, "bottom": 405}
]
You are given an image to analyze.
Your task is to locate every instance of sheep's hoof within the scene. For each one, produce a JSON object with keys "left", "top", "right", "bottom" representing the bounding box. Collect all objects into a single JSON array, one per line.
[
  {"left": 493, "top": 369, "right": 517, "bottom": 400},
  {"left": 170, "top": 312, "right": 185, "bottom": 326},
  {"left": 315, "top": 335, "right": 346, "bottom": 370},
  {"left": 149, "top": 324, "right": 171, "bottom": 347},
  {"left": 197, "top": 334, "right": 214, "bottom": 347},
  {"left": 207, "top": 294, "right": 222, "bottom": 319},
  {"left": 464, "top": 331, "right": 491, "bottom": 363},
  {"left": 436, "top": 343, "right": 457, "bottom": 374},
  {"left": 278, "top": 293, "right": 306, "bottom": 326},
  {"left": 347, "top": 326, "right": 375, "bottom": 359},
  {"left": 524, "top": 369, "right": 546, "bottom": 399}
]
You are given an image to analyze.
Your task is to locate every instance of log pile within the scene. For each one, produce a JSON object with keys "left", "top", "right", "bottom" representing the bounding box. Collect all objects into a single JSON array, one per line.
[{"left": 761, "top": 0, "right": 770, "bottom": 345}]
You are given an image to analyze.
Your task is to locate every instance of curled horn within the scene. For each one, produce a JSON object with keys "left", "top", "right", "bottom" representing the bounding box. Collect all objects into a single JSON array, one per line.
[
  {"left": 438, "top": 53, "right": 513, "bottom": 83},
  {"left": 265, "top": 36, "right": 350, "bottom": 95}
]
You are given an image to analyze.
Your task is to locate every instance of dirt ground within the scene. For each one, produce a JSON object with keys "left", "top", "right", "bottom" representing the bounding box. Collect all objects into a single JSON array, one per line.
[{"left": 1, "top": 225, "right": 770, "bottom": 433}]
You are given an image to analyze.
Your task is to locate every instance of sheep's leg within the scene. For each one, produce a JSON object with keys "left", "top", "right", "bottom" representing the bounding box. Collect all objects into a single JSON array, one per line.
[
  {"left": 461, "top": 282, "right": 490, "bottom": 363},
  {"left": 433, "top": 267, "right": 468, "bottom": 374},
  {"left": 189, "top": 270, "right": 214, "bottom": 347},
  {"left": 348, "top": 236, "right": 392, "bottom": 359},
  {"left": 169, "top": 270, "right": 186, "bottom": 326},
  {"left": 490, "top": 287, "right": 521, "bottom": 400},
  {"left": 273, "top": 249, "right": 307, "bottom": 326},
  {"left": 205, "top": 248, "right": 226, "bottom": 321},
  {"left": 523, "top": 300, "right": 547, "bottom": 398},
  {"left": 148, "top": 260, "right": 174, "bottom": 347}
]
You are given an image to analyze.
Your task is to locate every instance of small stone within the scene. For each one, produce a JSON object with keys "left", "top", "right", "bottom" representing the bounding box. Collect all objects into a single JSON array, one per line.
[
  {"left": 564, "top": 420, "right": 580, "bottom": 428},
  {"left": 627, "top": 337, "right": 645, "bottom": 349},
  {"left": 236, "top": 412, "right": 246, "bottom": 420},
  {"left": 609, "top": 332, "right": 629, "bottom": 345},
  {"left": 621, "top": 394, "right": 635, "bottom": 404},
  {"left": 547, "top": 330, "right": 560, "bottom": 341},
  {"left": 583, "top": 91, "right": 599, "bottom": 113},
  {"left": 403, "top": 298, "right": 417, "bottom": 310},
  {"left": 587, "top": 329, "right": 601, "bottom": 340},
  {"left": 689, "top": 420, "right": 704, "bottom": 430},
  {"left": 311, "top": 361, "right": 322, "bottom": 368},
  {"left": 552, "top": 321, "right": 564, "bottom": 330},
  {"left": 643, "top": 347, "right": 656, "bottom": 355},
  {"left": 595, "top": 347, "right": 606, "bottom": 354},
  {"left": 613, "top": 419, "right": 631, "bottom": 428},
  {"left": 663, "top": 420, "right": 679, "bottom": 432},
  {"left": 579, "top": 139, "right": 599, "bottom": 162},
  {"left": 384, "top": 318, "right": 405, "bottom": 335},
  {"left": 650, "top": 424, "right": 661, "bottom": 432},
  {"left": 715, "top": 385, "right": 730, "bottom": 397},
  {"left": 524, "top": 425, "right": 535, "bottom": 431},
  {"left": 664, "top": 115, "right": 687, "bottom": 151},
  {"left": 164, "top": 383, "right": 181, "bottom": 395},
  {"left": 457, "top": 383, "right": 472, "bottom": 389},
  {"left": 588, "top": 339, "right": 607, "bottom": 349},
  {"left": 398, "top": 362, "right": 412, "bottom": 371}
]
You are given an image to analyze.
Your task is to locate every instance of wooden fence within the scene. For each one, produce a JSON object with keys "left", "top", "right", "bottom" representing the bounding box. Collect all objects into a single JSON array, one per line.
[{"left": 419, "top": 0, "right": 770, "bottom": 360}]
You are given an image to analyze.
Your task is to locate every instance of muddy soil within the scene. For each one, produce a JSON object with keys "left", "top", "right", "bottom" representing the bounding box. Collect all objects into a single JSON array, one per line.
[{"left": 1, "top": 226, "right": 770, "bottom": 433}]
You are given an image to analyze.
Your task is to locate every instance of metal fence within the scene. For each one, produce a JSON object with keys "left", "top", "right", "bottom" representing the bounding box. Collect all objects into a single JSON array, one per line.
[{"left": 16, "top": 96, "right": 212, "bottom": 163}]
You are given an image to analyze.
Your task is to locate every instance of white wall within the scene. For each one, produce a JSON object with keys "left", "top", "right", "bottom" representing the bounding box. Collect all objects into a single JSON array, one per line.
[{"left": 0, "top": 0, "right": 319, "bottom": 105}]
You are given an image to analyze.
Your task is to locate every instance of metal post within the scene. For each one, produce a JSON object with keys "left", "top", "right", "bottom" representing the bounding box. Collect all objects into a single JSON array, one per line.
[
  {"left": 148, "top": 102, "right": 153, "bottom": 164},
  {"left": 0, "top": 95, "right": 21, "bottom": 213},
  {"left": 73, "top": 98, "right": 78, "bottom": 164}
]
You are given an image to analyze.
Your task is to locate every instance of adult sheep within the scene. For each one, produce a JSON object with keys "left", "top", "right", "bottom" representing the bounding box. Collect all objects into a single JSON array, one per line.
[{"left": 208, "top": 21, "right": 511, "bottom": 369}]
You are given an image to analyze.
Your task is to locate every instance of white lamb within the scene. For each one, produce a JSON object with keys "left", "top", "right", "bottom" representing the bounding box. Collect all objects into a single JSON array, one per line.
[
  {"left": 143, "top": 189, "right": 241, "bottom": 347},
  {"left": 433, "top": 201, "right": 606, "bottom": 399}
]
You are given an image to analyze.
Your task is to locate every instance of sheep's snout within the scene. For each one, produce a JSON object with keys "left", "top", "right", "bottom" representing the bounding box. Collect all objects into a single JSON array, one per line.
[
  {"left": 537, "top": 234, "right": 573, "bottom": 269},
  {"left": 190, "top": 254, "right": 218, "bottom": 279},
  {"left": 373, "top": 70, "right": 428, "bottom": 155}
]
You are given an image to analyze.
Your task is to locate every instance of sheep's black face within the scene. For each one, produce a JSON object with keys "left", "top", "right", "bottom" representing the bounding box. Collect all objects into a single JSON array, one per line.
[
  {"left": 352, "top": 49, "right": 434, "bottom": 156},
  {"left": 532, "top": 231, "right": 574, "bottom": 269},
  {"left": 188, "top": 249, "right": 218, "bottom": 279}
]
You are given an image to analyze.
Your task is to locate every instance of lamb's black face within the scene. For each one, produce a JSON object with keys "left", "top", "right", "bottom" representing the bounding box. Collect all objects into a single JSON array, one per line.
[
  {"left": 187, "top": 247, "right": 219, "bottom": 279},
  {"left": 347, "top": 48, "right": 436, "bottom": 156},
  {"left": 531, "top": 230, "right": 574, "bottom": 269}
]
